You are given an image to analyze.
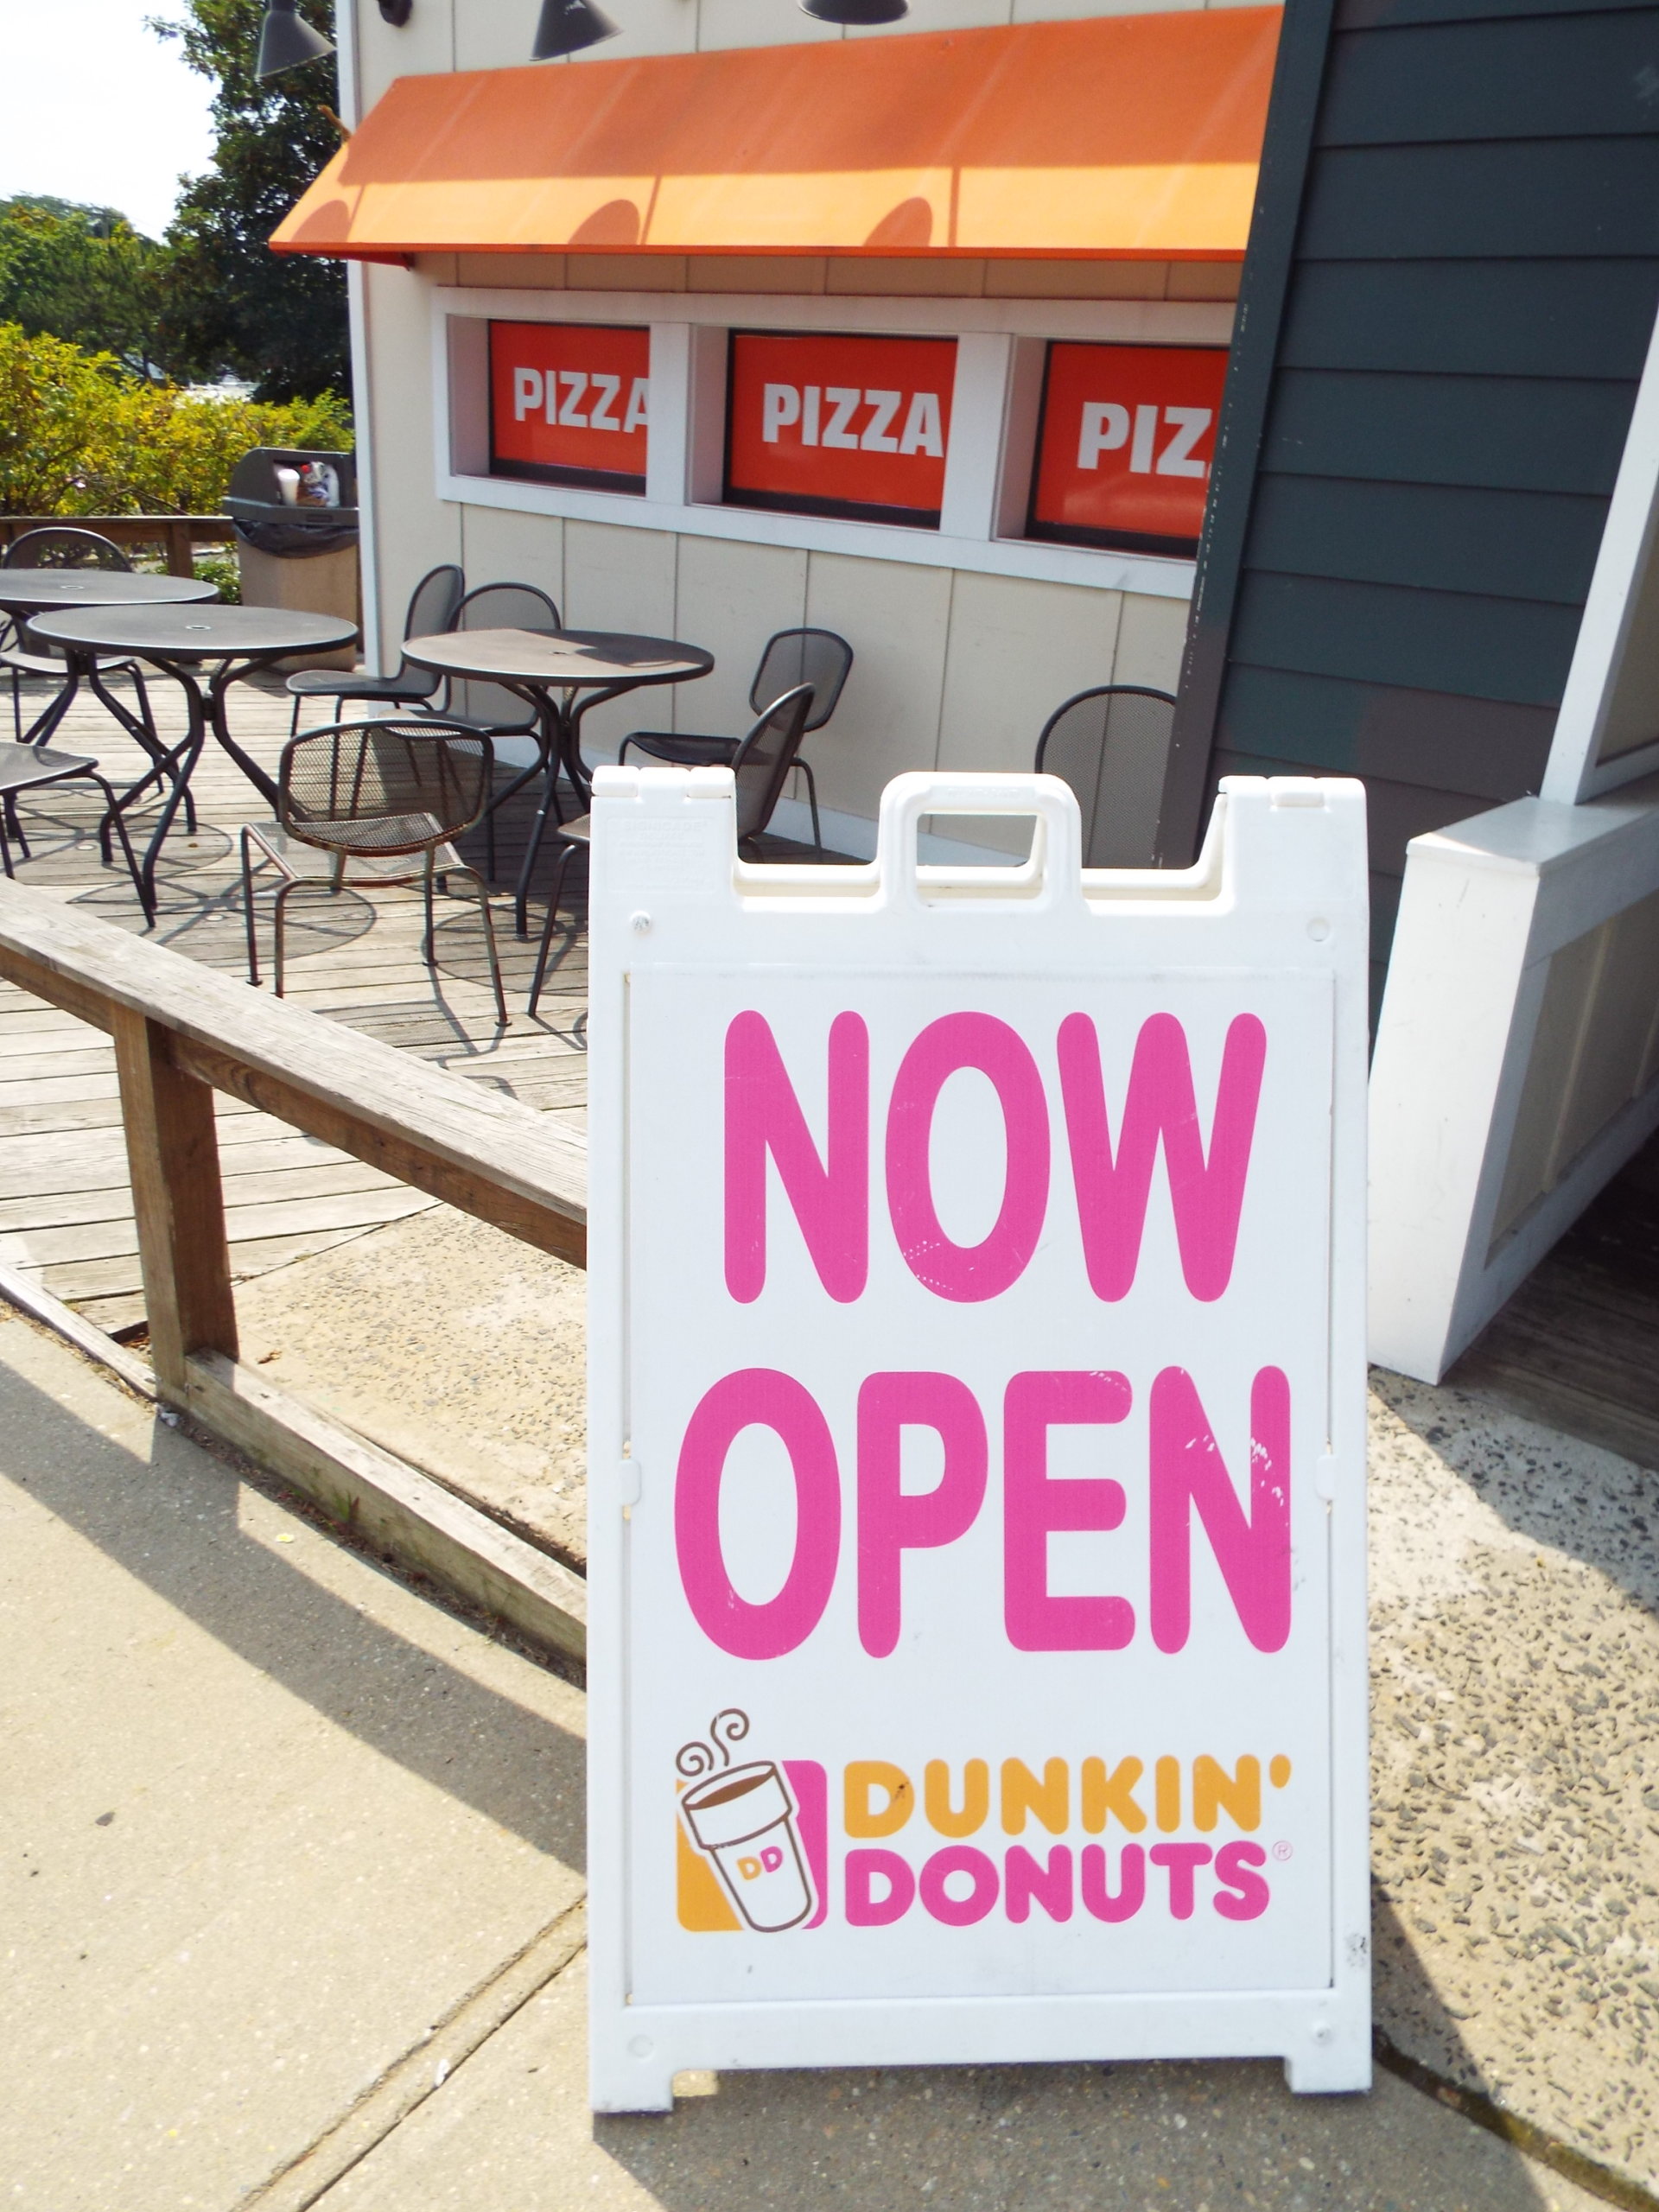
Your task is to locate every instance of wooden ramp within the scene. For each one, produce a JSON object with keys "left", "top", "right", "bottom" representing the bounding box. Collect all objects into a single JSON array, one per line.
[{"left": 0, "top": 671, "right": 590, "bottom": 1334}]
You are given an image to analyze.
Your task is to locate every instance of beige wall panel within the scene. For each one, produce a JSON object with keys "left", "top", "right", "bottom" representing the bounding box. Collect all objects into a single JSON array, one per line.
[
  {"left": 937, "top": 572, "right": 1122, "bottom": 775},
  {"left": 363, "top": 267, "right": 461, "bottom": 673},
  {"left": 563, "top": 521, "right": 682, "bottom": 760},
  {"left": 456, "top": 254, "right": 568, "bottom": 288},
  {"left": 570, "top": 0, "right": 698, "bottom": 58},
  {"left": 688, "top": 257, "right": 829, "bottom": 294},
  {"left": 985, "top": 260, "right": 1171, "bottom": 298},
  {"left": 1166, "top": 262, "right": 1243, "bottom": 300},
  {"left": 567, "top": 256, "right": 689, "bottom": 289},
  {"left": 356, "top": 3, "right": 453, "bottom": 108},
  {"left": 826, "top": 259, "right": 988, "bottom": 296},
  {"left": 698, "top": 0, "right": 842, "bottom": 47},
  {"left": 1102, "top": 589, "right": 1189, "bottom": 856},
  {"left": 414, "top": 254, "right": 461, "bottom": 285},
  {"left": 1015, "top": 0, "right": 1203, "bottom": 17},
  {"left": 802, "top": 554, "right": 954, "bottom": 821},
  {"left": 457, "top": 505, "right": 567, "bottom": 615},
  {"left": 1112, "top": 588, "right": 1190, "bottom": 692},
  {"left": 849, "top": 0, "right": 1014, "bottom": 33},
  {"left": 670, "top": 537, "right": 810, "bottom": 738}
]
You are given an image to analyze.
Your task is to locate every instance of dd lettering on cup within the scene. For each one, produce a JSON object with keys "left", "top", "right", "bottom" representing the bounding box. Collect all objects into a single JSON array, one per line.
[{"left": 678, "top": 1713, "right": 816, "bottom": 1933}]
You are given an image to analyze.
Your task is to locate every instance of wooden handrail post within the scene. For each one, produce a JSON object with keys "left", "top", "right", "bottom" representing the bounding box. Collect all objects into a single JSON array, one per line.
[{"left": 111, "top": 1007, "right": 238, "bottom": 1391}]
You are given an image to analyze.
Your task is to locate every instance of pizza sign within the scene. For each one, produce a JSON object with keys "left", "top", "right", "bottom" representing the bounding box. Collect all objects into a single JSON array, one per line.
[
  {"left": 1029, "top": 342, "right": 1228, "bottom": 557},
  {"left": 488, "top": 320, "right": 650, "bottom": 493}
]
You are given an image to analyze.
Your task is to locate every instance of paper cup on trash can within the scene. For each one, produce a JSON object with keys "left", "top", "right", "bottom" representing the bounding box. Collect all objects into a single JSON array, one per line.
[{"left": 680, "top": 1761, "right": 815, "bottom": 1932}]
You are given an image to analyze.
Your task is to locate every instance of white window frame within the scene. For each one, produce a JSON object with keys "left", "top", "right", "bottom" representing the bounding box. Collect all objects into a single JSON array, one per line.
[{"left": 429, "top": 283, "right": 1236, "bottom": 602}]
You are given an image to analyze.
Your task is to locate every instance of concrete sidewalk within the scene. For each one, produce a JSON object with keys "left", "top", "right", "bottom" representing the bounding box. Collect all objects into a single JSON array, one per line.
[{"left": 0, "top": 1309, "right": 1617, "bottom": 2212}]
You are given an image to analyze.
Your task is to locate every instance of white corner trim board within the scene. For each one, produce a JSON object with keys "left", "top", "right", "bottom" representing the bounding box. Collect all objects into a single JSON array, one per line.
[
  {"left": 429, "top": 286, "right": 1227, "bottom": 602},
  {"left": 1369, "top": 776, "right": 1659, "bottom": 1382},
  {"left": 1544, "top": 296, "right": 1659, "bottom": 804}
]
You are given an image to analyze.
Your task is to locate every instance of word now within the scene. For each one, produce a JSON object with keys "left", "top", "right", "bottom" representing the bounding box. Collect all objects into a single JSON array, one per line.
[
  {"left": 1077, "top": 403, "right": 1212, "bottom": 478},
  {"left": 511, "top": 366, "right": 650, "bottom": 433},
  {"left": 726, "top": 1009, "right": 1266, "bottom": 1305},
  {"left": 841, "top": 1752, "right": 1293, "bottom": 1840},
  {"left": 760, "top": 384, "right": 945, "bottom": 458},
  {"left": 675, "top": 1364, "right": 1291, "bottom": 1660},
  {"left": 846, "top": 1840, "right": 1270, "bottom": 1926}
]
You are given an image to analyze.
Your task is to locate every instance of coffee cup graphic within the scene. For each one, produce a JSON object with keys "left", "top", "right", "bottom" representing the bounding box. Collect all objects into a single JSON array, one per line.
[{"left": 679, "top": 1758, "right": 816, "bottom": 1933}]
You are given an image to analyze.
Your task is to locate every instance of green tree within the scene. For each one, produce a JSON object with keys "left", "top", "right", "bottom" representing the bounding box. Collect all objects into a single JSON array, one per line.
[
  {"left": 0, "top": 200, "right": 167, "bottom": 374},
  {"left": 151, "top": 0, "right": 349, "bottom": 402},
  {"left": 0, "top": 322, "right": 351, "bottom": 516}
]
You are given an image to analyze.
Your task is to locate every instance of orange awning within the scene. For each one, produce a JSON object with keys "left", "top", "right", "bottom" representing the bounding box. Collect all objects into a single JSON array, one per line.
[{"left": 272, "top": 10, "right": 1279, "bottom": 264}]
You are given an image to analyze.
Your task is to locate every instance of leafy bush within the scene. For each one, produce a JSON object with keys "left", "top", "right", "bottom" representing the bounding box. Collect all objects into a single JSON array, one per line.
[
  {"left": 193, "top": 550, "right": 242, "bottom": 605},
  {"left": 0, "top": 321, "right": 351, "bottom": 516}
]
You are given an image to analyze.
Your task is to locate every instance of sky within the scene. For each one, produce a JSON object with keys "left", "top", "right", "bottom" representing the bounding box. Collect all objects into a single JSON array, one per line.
[{"left": 0, "top": 0, "right": 218, "bottom": 238}]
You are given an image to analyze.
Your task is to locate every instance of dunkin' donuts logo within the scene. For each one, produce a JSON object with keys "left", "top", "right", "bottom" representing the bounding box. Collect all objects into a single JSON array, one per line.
[
  {"left": 677, "top": 1715, "right": 1290, "bottom": 1936},
  {"left": 676, "top": 1711, "right": 827, "bottom": 1934}
]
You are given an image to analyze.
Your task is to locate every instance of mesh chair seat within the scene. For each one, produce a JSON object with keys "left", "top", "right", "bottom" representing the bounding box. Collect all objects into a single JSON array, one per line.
[
  {"left": 289, "top": 667, "right": 440, "bottom": 701},
  {"left": 621, "top": 732, "right": 735, "bottom": 768},
  {"left": 0, "top": 743, "right": 103, "bottom": 789},
  {"left": 241, "top": 718, "right": 506, "bottom": 1023},
  {"left": 3, "top": 527, "right": 130, "bottom": 570},
  {"left": 244, "top": 817, "right": 462, "bottom": 880},
  {"left": 1, "top": 645, "right": 144, "bottom": 680}
]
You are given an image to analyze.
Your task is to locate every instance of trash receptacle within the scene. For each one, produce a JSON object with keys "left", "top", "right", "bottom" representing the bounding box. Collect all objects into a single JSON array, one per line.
[{"left": 226, "top": 448, "right": 360, "bottom": 671}]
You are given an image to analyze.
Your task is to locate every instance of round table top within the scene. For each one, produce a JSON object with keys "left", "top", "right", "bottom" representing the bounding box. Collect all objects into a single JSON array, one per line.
[
  {"left": 404, "top": 626, "right": 713, "bottom": 688},
  {"left": 0, "top": 569, "right": 218, "bottom": 613},
  {"left": 29, "top": 603, "right": 359, "bottom": 659}
]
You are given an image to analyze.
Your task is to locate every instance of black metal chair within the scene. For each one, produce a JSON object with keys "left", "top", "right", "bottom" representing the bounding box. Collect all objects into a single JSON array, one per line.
[
  {"left": 425, "top": 582, "right": 561, "bottom": 739},
  {"left": 528, "top": 682, "right": 814, "bottom": 1018},
  {"left": 0, "top": 743, "right": 150, "bottom": 920},
  {"left": 285, "top": 563, "right": 465, "bottom": 735},
  {"left": 1, "top": 528, "right": 159, "bottom": 750},
  {"left": 619, "top": 627, "right": 852, "bottom": 857},
  {"left": 1033, "top": 684, "right": 1178, "bottom": 869},
  {"left": 240, "top": 719, "right": 507, "bottom": 1027}
]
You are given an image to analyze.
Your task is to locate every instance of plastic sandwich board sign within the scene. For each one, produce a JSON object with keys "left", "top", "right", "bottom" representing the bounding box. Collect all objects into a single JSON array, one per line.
[{"left": 587, "top": 768, "right": 1370, "bottom": 2111}]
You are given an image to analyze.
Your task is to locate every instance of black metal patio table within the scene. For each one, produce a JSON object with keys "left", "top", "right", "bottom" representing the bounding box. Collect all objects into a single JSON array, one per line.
[
  {"left": 401, "top": 626, "right": 714, "bottom": 933},
  {"left": 29, "top": 603, "right": 359, "bottom": 923},
  {"left": 0, "top": 569, "right": 218, "bottom": 751}
]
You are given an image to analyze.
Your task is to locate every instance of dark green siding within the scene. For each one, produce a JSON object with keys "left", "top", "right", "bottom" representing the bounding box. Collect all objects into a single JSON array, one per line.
[{"left": 1165, "top": 0, "right": 1659, "bottom": 1005}]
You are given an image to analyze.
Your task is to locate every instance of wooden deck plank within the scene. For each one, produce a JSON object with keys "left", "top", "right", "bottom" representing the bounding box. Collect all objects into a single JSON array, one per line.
[{"left": 0, "top": 671, "right": 590, "bottom": 1322}]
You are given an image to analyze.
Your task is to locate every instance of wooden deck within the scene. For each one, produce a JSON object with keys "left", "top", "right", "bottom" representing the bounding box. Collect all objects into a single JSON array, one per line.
[{"left": 0, "top": 668, "right": 591, "bottom": 1335}]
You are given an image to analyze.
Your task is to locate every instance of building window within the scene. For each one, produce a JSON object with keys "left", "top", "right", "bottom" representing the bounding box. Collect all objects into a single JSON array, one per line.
[
  {"left": 724, "top": 330, "right": 958, "bottom": 531},
  {"left": 1026, "top": 341, "right": 1227, "bottom": 558}
]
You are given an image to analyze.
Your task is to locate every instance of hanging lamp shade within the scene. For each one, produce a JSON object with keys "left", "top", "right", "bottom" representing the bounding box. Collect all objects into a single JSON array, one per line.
[
  {"left": 256, "top": 0, "right": 336, "bottom": 78},
  {"left": 533, "top": 0, "right": 620, "bottom": 59},
  {"left": 801, "top": 0, "right": 907, "bottom": 22}
]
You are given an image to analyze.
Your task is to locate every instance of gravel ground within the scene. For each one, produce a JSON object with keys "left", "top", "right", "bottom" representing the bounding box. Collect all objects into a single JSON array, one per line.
[{"left": 1369, "top": 1370, "right": 1659, "bottom": 2193}]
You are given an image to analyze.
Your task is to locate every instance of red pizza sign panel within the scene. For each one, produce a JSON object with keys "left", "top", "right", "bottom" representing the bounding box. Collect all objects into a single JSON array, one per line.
[
  {"left": 1030, "top": 343, "right": 1228, "bottom": 556},
  {"left": 489, "top": 321, "right": 651, "bottom": 493},
  {"left": 726, "top": 332, "right": 957, "bottom": 528}
]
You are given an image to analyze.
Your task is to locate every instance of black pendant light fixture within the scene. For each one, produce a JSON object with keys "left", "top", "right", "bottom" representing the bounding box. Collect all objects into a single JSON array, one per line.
[
  {"left": 801, "top": 0, "right": 908, "bottom": 21},
  {"left": 255, "top": 0, "right": 336, "bottom": 79},
  {"left": 533, "top": 0, "right": 621, "bottom": 58}
]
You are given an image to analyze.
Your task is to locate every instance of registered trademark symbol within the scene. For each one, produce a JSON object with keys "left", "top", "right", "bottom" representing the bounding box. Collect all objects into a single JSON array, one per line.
[{"left": 1272, "top": 1840, "right": 1293, "bottom": 1862}]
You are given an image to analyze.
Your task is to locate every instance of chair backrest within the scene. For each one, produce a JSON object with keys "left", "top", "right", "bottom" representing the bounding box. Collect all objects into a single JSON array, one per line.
[
  {"left": 402, "top": 563, "right": 466, "bottom": 646},
  {"left": 3, "top": 526, "right": 131, "bottom": 572},
  {"left": 276, "top": 720, "right": 494, "bottom": 857},
  {"left": 446, "top": 581, "right": 561, "bottom": 730},
  {"left": 1034, "top": 684, "right": 1177, "bottom": 869},
  {"left": 748, "top": 627, "right": 853, "bottom": 734},
  {"left": 730, "top": 683, "right": 815, "bottom": 843}
]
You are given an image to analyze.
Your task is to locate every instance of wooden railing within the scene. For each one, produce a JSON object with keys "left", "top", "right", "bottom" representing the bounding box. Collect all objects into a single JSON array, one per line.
[
  {"left": 0, "top": 882, "right": 588, "bottom": 1657},
  {"left": 0, "top": 515, "right": 238, "bottom": 578}
]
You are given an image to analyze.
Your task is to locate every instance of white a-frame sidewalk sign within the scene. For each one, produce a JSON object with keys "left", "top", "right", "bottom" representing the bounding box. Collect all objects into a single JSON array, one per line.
[{"left": 587, "top": 768, "right": 1370, "bottom": 2110}]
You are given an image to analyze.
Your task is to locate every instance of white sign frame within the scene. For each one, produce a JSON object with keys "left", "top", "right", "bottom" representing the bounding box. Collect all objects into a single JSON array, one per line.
[{"left": 588, "top": 768, "right": 1370, "bottom": 2112}]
